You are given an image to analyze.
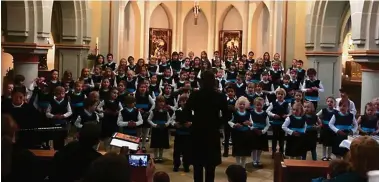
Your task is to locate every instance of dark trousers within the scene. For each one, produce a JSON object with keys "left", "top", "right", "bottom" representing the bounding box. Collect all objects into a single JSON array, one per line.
[
  {"left": 223, "top": 125, "right": 231, "bottom": 152},
  {"left": 173, "top": 134, "right": 191, "bottom": 168},
  {"left": 193, "top": 164, "right": 216, "bottom": 182},
  {"left": 271, "top": 125, "right": 285, "bottom": 153},
  {"left": 53, "top": 124, "right": 68, "bottom": 150}
]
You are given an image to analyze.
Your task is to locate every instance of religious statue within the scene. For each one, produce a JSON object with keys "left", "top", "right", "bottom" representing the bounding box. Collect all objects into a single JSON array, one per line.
[{"left": 38, "top": 55, "right": 48, "bottom": 70}]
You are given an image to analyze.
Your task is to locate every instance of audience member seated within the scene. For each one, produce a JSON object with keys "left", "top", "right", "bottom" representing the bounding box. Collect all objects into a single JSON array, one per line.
[
  {"left": 225, "top": 164, "right": 247, "bottom": 182},
  {"left": 83, "top": 151, "right": 156, "bottom": 182},
  {"left": 1, "top": 114, "right": 44, "bottom": 182},
  {"left": 316, "top": 136, "right": 379, "bottom": 182},
  {"left": 49, "top": 122, "right": 102, "bottom": 182},
  {"left": 153, "top": 171, "right": 170, "bottom": 182}
]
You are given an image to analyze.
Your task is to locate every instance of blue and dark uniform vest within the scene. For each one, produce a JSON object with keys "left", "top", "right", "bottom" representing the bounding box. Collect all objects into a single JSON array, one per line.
[
  {"left": 171, "top": 60, "right": 182, "bottom": 73},
  {"left": 216, "top": 78, "right": 226, "bottom": 91},
  {"left": 121, "top": 108, "right": 139, "bottom": 134},
  {"left": 270, "top": 101, "right": 289, "bottom": 125},
  {"left": 321, "top": 108, "right": 337, "bottom": 126},
  {"left": 70, "top": 92, "right": 85, "bottom": 108},
  {"left": 289, "top": 79, "right": 300, "bottom": 91},
  {"left": 251, "top": 71, "right": 261, "bottom": 83},
  {"left": 278, "top": 83, "right": 293, "bottom": 103},
  {"left": 161, "top": 77, "right": 174, "bottom": 86},
  {"left": 225, "top": 70, "right": 237, "bottom": 82},
  {"left": 149, "top": 84, "right": 160, "bottom": 97},
  {"left": 50, "top": 98, "right": 69, "bottom": 125},
  {"left": 153, "top": 110, "right": 168, "bottom": 126},
  {"left": 237, "top": 69, "right": 246, "bottom": 77},
  {"left": 304, "top": 79, "right": 320, "bottom": 101},
  {"left": 189, "top": 79, "right": 199, "bottom": 90},
  {"left": 233, "top": 111, "right": 251, "bottom": 131},
  {"left": 334, "top": 112, "right": 354, "bottom": 132},
  {"left": 269, "top": 69, "right": 283, "bottom": 85},
  {"left": 135, "top": 92, "right": 151, "bottom": 112},
  {"left": 235, "top": 82, "right": 247, "bottom": 97},
  {"left": 251, "top": 110, "right": 268, "bottom": 130},
  {"left": 259, "top": 81, "right": 272, "bottom": 92},
  {"left": 48, "top": 80, "right": 62, "bottom": 93},
  {"left": 37, "top": 90, "right": 52, "bottom": 110},
  {"left": 225, "top": 60, "right": 233, "bottom": 70},
  {"left": 288, "top": 115, "right": 306, "bottom": 133},
  {"left": 164, "top": 94, "right": 175, "bottom": 108},
  {"left": 296, "top": 69, "right": 306, "bottom": 83},
  {"left": 104, "top": 100, "right": 120, "bottom": 113},
  {"left": 116, "top": 75, "right": 127, "bottom": 85},
  {"left": 175, "top": 108, "right": 190, "bottom": 135},
  {"left": 176, "top": 80, "right": 186, "bottom": 90},
  {"left": 128, "top": 65, "right": 136, "bottom": 71},
  {"left": 78, "top": 110, "right": 98, "bottom": 125},
  {"left": 126, "top": 78, "right": 137, "bottom": 93},
  {"left": 227, "top": 97, "right": 237, "bottom": 107},
  {"left": 360, "top": 115, "right": 378, "bottom": 133},
  {"left": 91, "top": 75, "right": 103, "bottom": 86},
  {"left": 99, "top": 89, "right": 110, "bottom": 101},
  {"left": 148, "top": 64, "right": 158, "bottom": 76},
  {"left": 104, "top": 62, "right": 117, "bottom": 71},
  {"left": 305, "top": 114, "right": 318, "bottom": 130},
  {"left": 158, "top": 64, "right": 171, "bottom": 74}
]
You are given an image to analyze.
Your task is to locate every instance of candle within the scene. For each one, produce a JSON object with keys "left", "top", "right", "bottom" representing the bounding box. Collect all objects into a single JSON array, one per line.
[{"left": 96, "top": 37, "right": 99, "bottom": 45}]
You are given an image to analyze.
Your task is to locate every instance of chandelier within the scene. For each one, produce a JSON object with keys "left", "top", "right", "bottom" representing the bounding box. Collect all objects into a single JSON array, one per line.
[{"left": 193, "top": 1, "right": 200, "bottom": 25}]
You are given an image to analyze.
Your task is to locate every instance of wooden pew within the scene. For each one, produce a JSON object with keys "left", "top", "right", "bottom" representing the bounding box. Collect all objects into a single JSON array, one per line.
[
  {"left": 274, "top": 152, "right": 329, "bottom": 182},
  {"left": 30, "top": 149, "right": 56, "bottom": 160}
]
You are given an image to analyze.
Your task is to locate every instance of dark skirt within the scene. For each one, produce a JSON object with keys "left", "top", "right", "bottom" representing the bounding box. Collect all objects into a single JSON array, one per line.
[
  {"left": 332, "top": 132, "right": 349, "bottom": 157},
  {"left": 251, "top": 130, "right": 269, "bottom": 151},
  {"left": 320, "top": 126, "right": 334, "bottom": 146},
  {"left": 141, "top": 112, "right": 151, "bottom": 128},
  {"left": 232, "top": 130, "right": 252, "bottom": 156},
  {"left": 285, "top": 134, "right": 305, "bottom": 157},
  {"left": 150, "top": 127, "right": 169, "bottom": 149},
  {"left": 101, "top": 115, "right": 119, "bottom": 138},
  {"left": 304, "top": 129, "right": 318, "bottom": 151}
]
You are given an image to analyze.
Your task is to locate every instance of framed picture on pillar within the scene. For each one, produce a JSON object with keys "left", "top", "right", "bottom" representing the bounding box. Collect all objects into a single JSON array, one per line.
[
  {"left": 149, "top": 28, "right": 172, "bottom": 59},
  {"left": 219, "top": 30, "right": 243, "bottom": 61}
]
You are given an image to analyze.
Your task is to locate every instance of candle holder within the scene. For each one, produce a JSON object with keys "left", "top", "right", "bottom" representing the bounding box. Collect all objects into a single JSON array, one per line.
[{"left": 193, "top": 1, "right": 200, "bottom": 25}]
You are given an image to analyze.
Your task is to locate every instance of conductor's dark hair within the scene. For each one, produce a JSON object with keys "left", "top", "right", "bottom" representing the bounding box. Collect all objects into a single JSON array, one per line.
[
  {"left": 14, "top": 74, "right": 25, "bottom": 84},
  {"left": 83, "top": 152, "right": 130, "bottom": 182},
  {"left": 225, "top": 164, "right": 247, "bottom": 182},
  {"left": 107, "top": 53, "right": 113, "bottom": 58},
  {"left": 200, "top": 70, "right": 215, "bottom": 90},
  {"left": 153, "top": 171, "right": 170, "bottom": 182},
  {"left": 307, "top": 68, "right": 317, "bottom": 76},
  {"left": 78, "top": 122, "right": 101, "bottom": 147}
]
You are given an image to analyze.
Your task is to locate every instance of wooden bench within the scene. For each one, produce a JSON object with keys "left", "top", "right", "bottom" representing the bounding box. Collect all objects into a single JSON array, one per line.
[
  {"left": 30, "top": 149, "right": 56, "bottom": 160},
  {"left": 274, "top": 152, "right": 329, "bottom": 182}
]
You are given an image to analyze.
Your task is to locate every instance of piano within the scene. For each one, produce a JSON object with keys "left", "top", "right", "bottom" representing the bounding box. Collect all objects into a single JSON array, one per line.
[{"left": 18, "top": 126, "right": 66, "bottom": 149}]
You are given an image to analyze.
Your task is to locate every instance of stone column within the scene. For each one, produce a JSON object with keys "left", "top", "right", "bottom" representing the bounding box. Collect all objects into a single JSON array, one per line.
[
  {"left": 55, "top": 44, "right": 90, "bottom": 79},
  {"left": 2, "top": 43, "right": 50, "bottom": 87},
  {"left": 351, "top": 54, "right": 379, "bottom": 113},
  {"left": 306, "top": 52, "right": 342, "bottom": 108}
]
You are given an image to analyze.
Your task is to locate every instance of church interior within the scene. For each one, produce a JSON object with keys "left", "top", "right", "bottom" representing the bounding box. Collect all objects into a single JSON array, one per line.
[{"left": 1, "top": 0, "right": 379, "bottom": 182}]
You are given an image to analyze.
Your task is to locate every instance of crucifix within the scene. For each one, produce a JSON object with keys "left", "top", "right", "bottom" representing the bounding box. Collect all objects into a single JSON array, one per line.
[{"left": 193, "top": 1, "right": 200, "bottom": 25}]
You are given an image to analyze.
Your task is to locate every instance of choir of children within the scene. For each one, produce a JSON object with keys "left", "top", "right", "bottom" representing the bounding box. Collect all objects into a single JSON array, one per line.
[{"left": 3, "top": 51, "right": 379, "bottom": 173}]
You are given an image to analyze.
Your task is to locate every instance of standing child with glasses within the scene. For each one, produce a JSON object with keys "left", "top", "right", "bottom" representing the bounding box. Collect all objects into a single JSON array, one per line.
[
  {"left": 302, "top": 101, "right": 321, "bottom": 161},
  {"left": 250, "top": 97, "right": 270, "bottom": 168},
  {"left": 317, "top": 96, "right": 337, "bottom": 161}
]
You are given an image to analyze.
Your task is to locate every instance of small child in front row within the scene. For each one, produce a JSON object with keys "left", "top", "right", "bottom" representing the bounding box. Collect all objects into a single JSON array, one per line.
[
  {"left": 357, "top": 102, "right": 379, "bottom": 136},
  {"left": 117, "top": 96, "right": 143, "bottom": 137},
  {"left": 228, "top": 96, "right": 253, "bottom": 168},
  {"left": 302, "top": 101, "right": 321, "bottom": 161},
  {"left": 250, "top": 97, "right": 270, "bottom": 168},
  {"left": 46, "top": 86, "right": 73, "bottom": 150},
  {"left": 74, "top": 98, "right": 100, "bottom": 130},
  {"left": 172, "top": 95, "right": 192, "bottom": 172},
  {"left": 329, "top": 100, "right": 358, "bottom": 159},
  {"left": 148, "top": 96, "right": 171, "bottom": 163},
  {"left": 282, "top": 103, "right": 306, "bottom": 159},
  {"left": 317, "top": 96, "right": 337, "bottom": 161},
  {"left": 267, "top": 88, "right": 291, "bottom": 157}
]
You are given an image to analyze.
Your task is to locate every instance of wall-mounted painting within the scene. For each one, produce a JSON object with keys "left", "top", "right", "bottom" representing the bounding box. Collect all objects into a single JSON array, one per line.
[
  {"left": 219, "top": 30, "right": 243, "bottom": 60},
  {"left": 149, "top": 28, "right": 172, "bottom": 59}
]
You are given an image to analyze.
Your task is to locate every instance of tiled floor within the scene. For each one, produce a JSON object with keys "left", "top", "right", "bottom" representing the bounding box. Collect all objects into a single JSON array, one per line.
[{"left": 98, "top": 137, "right": 328, "bottom": 182}]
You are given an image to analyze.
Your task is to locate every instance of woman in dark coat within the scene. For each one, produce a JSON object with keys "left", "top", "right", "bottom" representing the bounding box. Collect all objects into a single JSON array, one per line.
[{"left": 184, "top": 70, "right": 231, "bottom": 182}]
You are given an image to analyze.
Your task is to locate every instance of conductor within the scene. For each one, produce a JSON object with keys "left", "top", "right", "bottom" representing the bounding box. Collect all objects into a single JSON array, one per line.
[{"left": 184, "top": 70, "right": 231, "bottom": 182}]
